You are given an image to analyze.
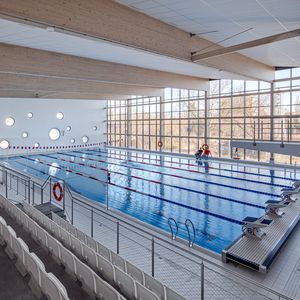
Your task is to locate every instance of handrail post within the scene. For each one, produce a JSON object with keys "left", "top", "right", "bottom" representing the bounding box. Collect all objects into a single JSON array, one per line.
[
  {"left": 32, "top": 182, "right": 35, "bottom": 205},
  {"left": 63, "top": 181, "right": 66, "bottom": 213},
  {"left": 28, "top": 179, "right": 31, "bottom": 204},
  {"left": 49, "top": 177, "right": 52, "bottom": 203},
  {"left": 91, "top": 208, "right": 94, "bottom": 238},
  {"left": 151, "top": 238, "right": 155, "bottom": 277},
  {"left": 201, "top": 262, "right": 204, "bottom": 300},
  {"left": 41, "top": 185, "right": 44, "bottom": 204},
  {"left": 117, "top": 221, "right": 120, "bottom": 254},
  {"left": 5, "top": 170, "right": 8, "bottom": 198},
  {"left": 71, "top": 197, "right": 74, "bottom": 225},
  {"left": 280, "top": 120, "right": 284, "bottom": 147}
]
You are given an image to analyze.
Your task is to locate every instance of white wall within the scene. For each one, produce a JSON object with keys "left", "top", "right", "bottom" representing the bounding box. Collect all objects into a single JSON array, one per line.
[{"left": 0, "top": 98, "right": 107, "bottom": 156}]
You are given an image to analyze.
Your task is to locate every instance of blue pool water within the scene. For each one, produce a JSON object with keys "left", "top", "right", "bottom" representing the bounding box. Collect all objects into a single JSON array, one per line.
[{"left": 2, "top": 149, "right": 297, "bottom": 253}]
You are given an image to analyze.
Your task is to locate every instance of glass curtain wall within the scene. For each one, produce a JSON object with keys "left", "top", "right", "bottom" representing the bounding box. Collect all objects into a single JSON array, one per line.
[{"left": 107, "top": 68, "right": 300, "bottom": 164}]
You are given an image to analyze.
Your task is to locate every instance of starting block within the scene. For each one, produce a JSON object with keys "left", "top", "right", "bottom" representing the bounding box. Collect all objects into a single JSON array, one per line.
[
  {"left": 265, "top": 199, "right": 286, "bottom": 217},
  {"left": 242, "top": 216, "right": 272, "bottom": 239},
  {"left": 281, "top": 188, "right": 298, "bottom": 202}
]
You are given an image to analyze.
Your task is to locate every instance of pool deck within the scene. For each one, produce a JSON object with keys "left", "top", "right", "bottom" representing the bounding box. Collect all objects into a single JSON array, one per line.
[{"left": 222, "top": 194, "right": 300, "bottom": 273}]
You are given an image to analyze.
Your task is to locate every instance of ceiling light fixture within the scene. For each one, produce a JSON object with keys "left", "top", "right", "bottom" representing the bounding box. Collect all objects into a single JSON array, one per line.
[{"left": 190, "top": 30, "right": 218, "bottom": 37}]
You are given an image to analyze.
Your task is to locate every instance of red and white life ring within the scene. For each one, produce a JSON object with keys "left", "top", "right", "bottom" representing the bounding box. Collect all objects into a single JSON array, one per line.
[
  {"left": 158, "top": 141, "right": 163, "bottom": 147},
  {"left": 53, "top": 182, "right": 63, "bottom": 202}
]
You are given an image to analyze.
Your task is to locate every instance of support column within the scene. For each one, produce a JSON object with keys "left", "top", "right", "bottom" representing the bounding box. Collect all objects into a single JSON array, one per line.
[
  {"left": 159, "top": 96, "right": 164, "bottom": 153},
  {"left": 204, "top": 91, "right": 208, "bottom": 144},
  {"left": 270, "top": 82, "right": 275, "bottom": 163},
  {"left": 126, "top": 98, "right": 131, "bottom": 149}
]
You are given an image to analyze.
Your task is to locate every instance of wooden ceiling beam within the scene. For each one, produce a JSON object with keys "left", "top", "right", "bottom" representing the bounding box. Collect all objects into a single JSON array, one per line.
[
  {"left": 0, "top": 73, "right": 164, "bottom": 98},
  {"left": 192, "top": 28, "right": 300, "bottom": 61},
  {"left": 0, "top": 0, "right": 274, "bottom": 81},
  {"left": 0, "top": 43, "right": 208, "bottom": 90}
]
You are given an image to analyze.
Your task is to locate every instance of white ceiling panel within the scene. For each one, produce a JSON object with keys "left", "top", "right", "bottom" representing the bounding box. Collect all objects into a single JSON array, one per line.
[
  {"left": 117, "top": 0, "right": 300, "bottom": 67},
  {"left": 0, "top": 18, "right": 247, "bottom": 80}
]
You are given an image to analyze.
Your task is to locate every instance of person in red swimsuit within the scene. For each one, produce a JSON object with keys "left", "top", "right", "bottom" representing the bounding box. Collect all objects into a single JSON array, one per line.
[{"left": 202, "top": 144, "right": 212, "bottom": 158}]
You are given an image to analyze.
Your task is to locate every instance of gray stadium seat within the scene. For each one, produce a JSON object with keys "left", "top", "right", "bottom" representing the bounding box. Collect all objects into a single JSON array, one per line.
[
  {"left": 67, "top": 223, "right": 77, "bottom": 236},
  {"left": 50, "top": 221, "right": 61, "bottom": 237},
  {"left": 12, "top": 237, "right": 28, "bottom": 263},
  {"left": 47, "top": 233, "right": 62, "bottom": 260},
  {"left": 111, "top": 251, "right": 127, "bottom": 271},
  {"left": 60, "top": 244, "right": 77, "bottom": 277},
  {"left": 36, "top": 225, "right": 48, "bottom": 248},
  {"left": 144, "top": 273, "right": 165, "bottom": 300},
  {"left": 97, "top": 253, "right": 115, "bottom": 284},
  {"left": 165, "top": 286, "right": 186, "bottom": 300},
  {"left": 27, "top": 218, "right": 38, "bottom": 238},
  {"left": 59, "top": 227, "right": 72, "bottom": 248},
  {"left": 70, "top": 235, "right": 83, "bottom": 258},
  {"left": 94, "top": 274, "right": 122, "bottom": 300},
  {"left": 76, "top": 229, "right": 87, "bottom": 244},
  {"left": 86, "top": 235, "right": 97, "bottom": 251},
  {"left": 126, "top": 261, "right": 145, "bottom": 284},
  {"left": 75, "top": 258, "right": 96, "bottom": 296},
  {"left": 25, "top": 250, "right": 46, "bottom": 297},
  {"left": 82, "top": 243, "right": 98, "bottom": 270},
  {"left": 114, "top": 266, "right": 137, "bottom": 300},
  {"left": 12, "top": 237, "right": 29, "bottom": 276},
  {"left": 0, "top": 216, "right": 7, "bottom": 246},
  {"left": 136, "top": 281, "right": 160, "bottom": 300},
  {"left": 2, "top": 225, "right": 16, "bottom": 250},
  {"left": 97, "top": 242, "right": 111, "bottom": 260},
  {"left": 42, "top": 271, "right": 70, "bottom": 300}
]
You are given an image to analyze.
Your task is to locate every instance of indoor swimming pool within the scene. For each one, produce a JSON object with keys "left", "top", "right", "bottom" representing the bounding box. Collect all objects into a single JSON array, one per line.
[{"left": 2, "top": 149, "right": 298, "bottom": 254}]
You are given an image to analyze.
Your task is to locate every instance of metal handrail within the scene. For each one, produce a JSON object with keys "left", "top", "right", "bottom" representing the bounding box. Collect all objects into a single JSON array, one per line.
[
  {"left": 185, "top": 219, "right": 196, "bottom": 248},
  {"left": 41, "top": 175, "right": 51, "bottom": 189},
  {"left": 0, "top": 163, "right": 31, "bottom": 180},
  {"left": 0, "top": 163, "right": 292, "bottom": 300},
  {"left": 67, "top": 193, "right": 292, "bottom": 300},
  {"left": 168, "top": 217, "right": 178, "bottom": 240}
]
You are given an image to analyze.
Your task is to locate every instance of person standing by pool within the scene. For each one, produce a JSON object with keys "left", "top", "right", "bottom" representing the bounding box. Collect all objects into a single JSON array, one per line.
[
  {"left": 195, "top": 148, "right": 203, "bottom": 162},
  {"left": 202, "top": 144, "right": 212, "bottom": 159},
  {"left": 107, "top": 171, "right": 111, "bottom": 183}
]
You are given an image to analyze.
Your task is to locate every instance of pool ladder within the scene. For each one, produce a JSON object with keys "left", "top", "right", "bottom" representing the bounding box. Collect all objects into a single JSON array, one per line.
[
  {"left": 168, "top": 217, "right": 196, "bottom": 248},
  {"left": 185, "top": 219, "right": 195, "bottom": 248},
  {"left": 168, "top": 218, "right": 178, "bottom": 240}
]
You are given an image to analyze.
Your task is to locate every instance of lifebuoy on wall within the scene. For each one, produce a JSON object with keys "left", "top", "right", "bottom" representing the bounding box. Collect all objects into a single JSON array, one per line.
[
  {"left": 53, "top": 182, "right": 63, "bottom": 202},
  {"left": 158, "top": 141, "right": 163, "bottom": 147}
]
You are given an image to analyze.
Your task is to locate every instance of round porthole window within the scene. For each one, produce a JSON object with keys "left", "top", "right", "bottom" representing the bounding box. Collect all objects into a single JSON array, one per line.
[
  {"left": 66, "top": 126, "right": 71, "bottom": 131},
  {"left": 28, "top": 112, "right": 33, "bottom": 119},
  {"left": 56, "top": 112, "right": 64, "bottom": 120},
  {"left": 82, "top": 136, "right": 89, "bottom": 143},
  {"left": 93, "top": 126, "right": 97, "bottom": 131},
  {"left": 34, "top": 143, "right": 40, "bottom": 148},
  {"left": 49, "top": 128, "right": 61, "bottom": 141},
  {"left": 22, "top": 131, "right": 29, "bottom": 138},
  {"left": 5, "top": 117, "right": 15, "bottom": 127},
  {"left": 0, "top": 139, "right": 9, "bottom": 149},
  {"left": 70, "top": 138, "right": 75, "bottom": 144}
]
